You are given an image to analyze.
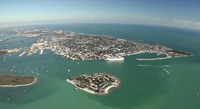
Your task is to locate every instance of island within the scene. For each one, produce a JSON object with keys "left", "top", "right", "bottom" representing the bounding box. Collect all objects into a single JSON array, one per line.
[
  {"left": 0, "top": 74, "right": 36, "bottom": 87},
  {"left": 67, "top": 73, "right": 120, "bottom": 95},
  {"left": 0, "top": 28, "right": 192, "bottom": 60}
]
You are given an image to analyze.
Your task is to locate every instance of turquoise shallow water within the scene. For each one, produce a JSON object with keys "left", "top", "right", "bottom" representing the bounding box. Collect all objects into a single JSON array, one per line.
[{"left": 0, "top": 24, "right": 200, "bottom": 109}]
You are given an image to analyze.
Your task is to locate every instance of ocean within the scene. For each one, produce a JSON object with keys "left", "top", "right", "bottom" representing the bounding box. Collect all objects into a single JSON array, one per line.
[{"left": 0, "top": 24, "right": 200, "bottom": 109}]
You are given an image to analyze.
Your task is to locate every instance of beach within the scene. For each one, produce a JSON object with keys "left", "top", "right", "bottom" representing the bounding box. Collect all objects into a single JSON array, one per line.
[{"left": 0, "top": 77, "right": 37, "bottom": 87}]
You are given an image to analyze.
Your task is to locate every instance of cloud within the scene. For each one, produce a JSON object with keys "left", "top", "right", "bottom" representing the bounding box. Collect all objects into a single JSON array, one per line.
[
  {"left": 172, "top": 19, "right": 200, "bottom": 29},
  {"left": 173, "top": 19, "right": 180, "bottom": 23},
  {"left": 196, "top": 22, "right": 200, "bottom": 25},
  {"left": 122, "top": 17, "right": 200, "bottom": 30},
  {"left": 183, "top": 20, "right": 192, "bottom": 24}
]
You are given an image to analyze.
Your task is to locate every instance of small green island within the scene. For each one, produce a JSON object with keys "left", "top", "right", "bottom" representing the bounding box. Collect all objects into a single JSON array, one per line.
[
  {"left": 0, "top": 74, "right": 36, "bottom": 87},
  {"left": 67, "top": 73, "right": 120, "bottom": 95}
]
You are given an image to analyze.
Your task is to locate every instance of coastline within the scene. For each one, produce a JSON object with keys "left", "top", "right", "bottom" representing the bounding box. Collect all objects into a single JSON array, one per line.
[
  {"left": 67, "top": 79, "right": 119, "bottom": 95},
  {"left": 104, "top": 83, "right": 120, "bottom": 94},
  {"left": 66, "top": 79, "right": 95, "bottom": 94},
  {"left": 0, "top": 77, "right": 37, "bottom": 88},
  {"left": 66, "top": 79, "right": 96, "bottom": 94},
  {"left": 0, "top": 28, "right": 191, "bottom": 61}
]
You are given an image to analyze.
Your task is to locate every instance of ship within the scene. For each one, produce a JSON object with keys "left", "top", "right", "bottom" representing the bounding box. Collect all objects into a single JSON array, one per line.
[{"left": 105, "top": 57, "right": 124, "bottom": 61}]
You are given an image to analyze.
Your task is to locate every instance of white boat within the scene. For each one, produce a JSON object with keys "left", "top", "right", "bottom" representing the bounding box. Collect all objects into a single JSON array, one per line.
[
  {"left": 105, "top": 57, "right": 124, "bottom": 61},
  {"left": 39, "top": 49, "right": 44, "bottom": 55},
  {"left": 19, "top": 51, "right": 26, "bottom": 57}
]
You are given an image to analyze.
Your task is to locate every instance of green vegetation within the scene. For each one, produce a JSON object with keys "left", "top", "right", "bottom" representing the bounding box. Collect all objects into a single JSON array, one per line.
[{"left": 0, "top": 74, "right": 36, "bottom": 86}]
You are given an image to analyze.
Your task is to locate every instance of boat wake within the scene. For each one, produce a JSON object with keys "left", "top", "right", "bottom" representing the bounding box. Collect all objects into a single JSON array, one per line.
[
  {"left": 137, "top": 64, "right": 170, "bottom": 68},
  {"left": 136, "top": 57, "right": 170, "bottom": 61},
  {"left": 163, "top": 68, "right": 170, "bottom": 74}
]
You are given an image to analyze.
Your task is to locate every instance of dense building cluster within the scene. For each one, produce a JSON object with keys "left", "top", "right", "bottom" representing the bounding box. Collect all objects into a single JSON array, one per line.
[
  {"left": 67, "top": 73, "right": 120, "bottom": 95},
  {"left": 49, "top": 30, "right": 191, "bottom": 60},
  {"left": 0, "top": 28, "right": 191, "bottom": 60}
]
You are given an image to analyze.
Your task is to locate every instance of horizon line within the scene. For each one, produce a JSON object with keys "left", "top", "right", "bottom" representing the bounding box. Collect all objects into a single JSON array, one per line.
[{"left": 0, "top": 22, "right": 200, "bottom": 31}]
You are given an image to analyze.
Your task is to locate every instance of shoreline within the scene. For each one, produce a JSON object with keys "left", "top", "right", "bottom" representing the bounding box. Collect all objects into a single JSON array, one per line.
[
  {"left": 67, "top": 79, "right": 119, "bottom": 95},
  {"left": 58, "top": 51, "right": 190, "bottom": 61},
  {"left": 66, "top": 79, "right": 95, "bottom": 94},
  {"left": 104, "top": 83, "right": 120, "bottom": 94},
  {"left": 66, "top": 79, "right": 96, "bottom": 94},
  {"left": 1, "top": 28, "right": 192, "bottom": 61},
  {"left": 0, "top": 77, "right": 37, "bottom": 88}
]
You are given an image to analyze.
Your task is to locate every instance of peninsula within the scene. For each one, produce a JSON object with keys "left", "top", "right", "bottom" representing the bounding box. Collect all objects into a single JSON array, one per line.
[
  {"left": 0, "top": 28, "right": 192, "bottom": 60},
  {"left": 0, "top": 74, "right": 36, "bottom": 87},
  {"left": 67, "top": 73, "right": 120, "bottom": 95}
]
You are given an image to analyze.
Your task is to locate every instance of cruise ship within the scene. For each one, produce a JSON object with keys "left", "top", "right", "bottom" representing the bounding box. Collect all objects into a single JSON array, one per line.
[{"left": 105, "top": 57, "right": 124, "bottom": 61}]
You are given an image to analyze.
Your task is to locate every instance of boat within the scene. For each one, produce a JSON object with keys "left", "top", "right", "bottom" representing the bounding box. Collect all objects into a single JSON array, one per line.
[
  {"left": 105, "top": 57, "right": 124, "bottom": 61},
  {"left": 68, "top": 69, "right": 70, "bottom": 72},
  {"left": 74, "top": 87, "right": 78, "bottom": 91}
]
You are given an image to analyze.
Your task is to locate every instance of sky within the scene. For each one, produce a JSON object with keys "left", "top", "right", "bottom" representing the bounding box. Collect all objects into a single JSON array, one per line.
[{"left": 0, "top": 0, "right": 200, "bottom": 29}]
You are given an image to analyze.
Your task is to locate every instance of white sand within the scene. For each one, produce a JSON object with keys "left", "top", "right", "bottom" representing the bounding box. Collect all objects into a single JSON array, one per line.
[{"left": 0, "top": 78, "right": 37, "bottom": 87}]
